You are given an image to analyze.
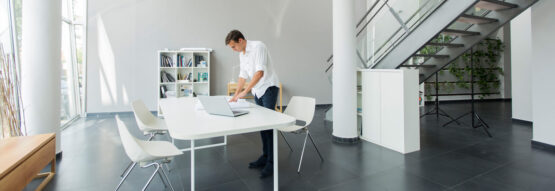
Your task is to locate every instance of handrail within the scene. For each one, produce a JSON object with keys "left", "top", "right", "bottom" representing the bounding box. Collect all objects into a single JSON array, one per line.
[
  {"left": 356, "top": 0, "right": 382, "bottom": 28},
  {"left": 356, "top": 0, "right": 389, "bottom": 37},
  {"left": 326, "top": 0, "right": 385, "bottom": 70},
  {"left": 325, "top": 49, "right": 366, "bottom": 73},
  {"left": 364, "top": 0, "right": 439, "bottom": 67},
  {"left": 326, "top": 0, "right": 446, "bottom": 72},
  {"left": 325, "top": 62, "right": 333, "bottom": 73}
]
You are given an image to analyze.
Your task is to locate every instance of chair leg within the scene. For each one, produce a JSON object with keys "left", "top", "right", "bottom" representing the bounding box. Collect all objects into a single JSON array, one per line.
[
  {"left": 279, "top": 131, "right": 293, "bottom": 152},
  {"left": 120, "top": 161, "right": 135, "bottom": 177},
  {"left": 141, "top": 163, "right": 160, "bottom": 191},
  {"left": 297, "top": 132, "right": 309, "bottom": 173},
  {"left": 115, "top": 162, "right": 136, "bottom": 191},
  {"left": 157, "top": 167, "right": 168, "bottom": 188},
  {"left": 307, "top": 131, "right": 324, "bottom": 162},
  {"left": 160, "top": 163, "right": 176, "bottom": 191},
  {"left": 147, "top": 133, "right": 155, "bottom": 141},
  {"left": 164, "top": 163, "right": 171, "bottom": 173}
]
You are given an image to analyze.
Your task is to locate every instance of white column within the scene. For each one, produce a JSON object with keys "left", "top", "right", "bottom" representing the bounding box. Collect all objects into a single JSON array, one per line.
[
  {"left": 531, "top": 0, "right": 555, "bottom": 146},
  {"left": 22, "top": 0, "right": 62, "bottom": 153},
  {"left": 332, "top": 0, "right": 358, "bottom": 140}
]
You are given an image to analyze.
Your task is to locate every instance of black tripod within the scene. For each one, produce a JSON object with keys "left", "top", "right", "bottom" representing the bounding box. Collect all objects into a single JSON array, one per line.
[
  {"left": 442, "top": 48, "right": 492, "bottom": 137},
  {"left": 421, "top": 73, "right": 461, "bottom": 126}
]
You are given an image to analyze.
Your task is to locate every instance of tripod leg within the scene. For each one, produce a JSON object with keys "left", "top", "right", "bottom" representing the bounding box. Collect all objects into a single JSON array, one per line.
[
  {"left": 443, "top": 112, "right": 470, "bottom": 127},
  {"left": 437, "top": 108, "right": 461, "bottom": 125},
  {"left": 474, "top": 113, "right": 492, "bottom": 137},
  {"left": 420, "top": 107, "right": 437, "bottom": 118}
]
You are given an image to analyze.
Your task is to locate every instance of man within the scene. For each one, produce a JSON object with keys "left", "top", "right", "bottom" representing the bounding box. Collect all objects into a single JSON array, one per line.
[{"left": 226, "top": 30, "right": 280, "bottom": 178}]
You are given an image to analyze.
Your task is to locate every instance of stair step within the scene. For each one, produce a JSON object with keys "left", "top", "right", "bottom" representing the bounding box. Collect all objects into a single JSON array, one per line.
[
  {"left": 427, "top": 42, "right": 464, "bottom": 48},
  {"left": 457, "top": 14, "right": 499, "bottom": 24},
  {"left": 400, "top": 64, "right": 436, "bottom": 68},
  {"left": 441, "top": 29, "right": 481, "bottom": 36},
  {"left": 413, "top": 54, "right": 449, "bottom": 58},
  {"left": 475, "top": 0, "right": 518, "bottom": 11}
]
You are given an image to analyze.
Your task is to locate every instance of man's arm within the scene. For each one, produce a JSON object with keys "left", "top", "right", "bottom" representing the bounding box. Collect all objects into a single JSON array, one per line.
[
  {"left": 230, "top": 77, "right": 247, "bottom": 102},
  {"left": 229, "top": 71, "right": 264, "bottom": 102},
  {"left": 243, "top": 71, "right": 264, "bottom": 93}
]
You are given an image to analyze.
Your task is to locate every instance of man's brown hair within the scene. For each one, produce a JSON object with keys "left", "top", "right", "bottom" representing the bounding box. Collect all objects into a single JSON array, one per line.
[{"left": 225, "top": 30, "right": 245, "bottom": 45}]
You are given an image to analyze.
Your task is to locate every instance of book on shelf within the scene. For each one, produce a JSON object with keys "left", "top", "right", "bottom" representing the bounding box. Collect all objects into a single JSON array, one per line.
[
  {"left": 160, "top": 85, "right": 167, "bottom": 98},
  {"left": 194, "top": 55, "right": 204, "bottom": 67},
  {"left": 160, "top": 71, "right": 175, "bottom": 82},
  {"left": 160, "top": 55, "right": 174, "bottom": 67},
  {"left": 202, "top": 72, "right": 208, "bottom": 81},
  {"left": 185, "top": 72, "right": 192, "bottom": 81},
  {"left": 177, "top": 55, "right": 191, "bottom": 67}
]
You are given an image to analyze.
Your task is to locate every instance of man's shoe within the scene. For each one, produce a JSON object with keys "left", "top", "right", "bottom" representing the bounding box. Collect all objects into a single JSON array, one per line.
[
  {"left": 248, "top": 156, "right": 267, "bottom": 169},
  {"left": 259, "top": 163, "right": 273, "bottom": 178}
]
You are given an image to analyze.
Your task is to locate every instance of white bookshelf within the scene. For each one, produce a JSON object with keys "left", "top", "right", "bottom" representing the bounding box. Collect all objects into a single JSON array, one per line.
[{"left": 158, "top": 49, "right": 211, "bottom": 116}]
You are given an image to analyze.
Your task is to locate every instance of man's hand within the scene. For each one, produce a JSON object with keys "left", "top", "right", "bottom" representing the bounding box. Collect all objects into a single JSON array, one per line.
[
  {"left": 236, "top": 91, "right": 248, "bottom": 99},
  {"left": 229, "top": 91, "right": 247, "bottom": 102},
  {"left": 229, "top": 95, "right": 239, "bottom": 102}
]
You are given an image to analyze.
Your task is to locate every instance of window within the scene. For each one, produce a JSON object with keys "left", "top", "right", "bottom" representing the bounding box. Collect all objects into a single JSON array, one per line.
[
  {"left": 0, "top": 0, "right": 20, "bottom": 139},
  {"left": 1, "top": 0, "right": 87, "bottom": 134},
  {"left": 60, "top": 0, "right": 87, "bottom": 126}
]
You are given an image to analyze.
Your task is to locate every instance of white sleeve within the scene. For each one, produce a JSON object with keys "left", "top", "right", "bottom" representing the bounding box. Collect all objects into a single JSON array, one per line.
[
  {"left": 253, "top": 44, "right": 268, "bottom": 72},
  {"left": 239, "top": 66, "right": 248, "bottom": 79},
  {"left": 238, "top": 57, "right": 249, "bottom": 79}
]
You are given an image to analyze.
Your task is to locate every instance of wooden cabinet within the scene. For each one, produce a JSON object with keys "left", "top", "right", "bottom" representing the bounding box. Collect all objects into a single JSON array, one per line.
[{"left": 0, "top": 134, "right": 56, "bottom": 191}]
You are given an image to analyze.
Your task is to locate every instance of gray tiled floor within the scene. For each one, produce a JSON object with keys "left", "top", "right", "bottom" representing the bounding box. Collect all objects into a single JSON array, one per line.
[{"left": 24, "top": 101, "right": 555, "bottom": 191}]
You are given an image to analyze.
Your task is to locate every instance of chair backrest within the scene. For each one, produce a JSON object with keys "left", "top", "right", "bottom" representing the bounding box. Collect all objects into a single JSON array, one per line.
[
  {"left": 116, "top": 115, "right": 147, "bottom": 162},
  {"left": 131, "top": 100, "right": 157, "bottom": 132},
  {"left": 284, "top": 96, "right": 316, "bottom": 126}
]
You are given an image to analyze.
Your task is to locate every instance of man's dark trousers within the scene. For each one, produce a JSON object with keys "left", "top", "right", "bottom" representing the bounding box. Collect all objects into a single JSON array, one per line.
[{"left": 254, "top": 86, "right": 279, "bottom": 167}]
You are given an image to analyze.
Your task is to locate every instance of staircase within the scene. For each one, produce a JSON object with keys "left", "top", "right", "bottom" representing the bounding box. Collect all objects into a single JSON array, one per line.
[{"left": 324, "top": 0, "right": 538, "bottom": 121}]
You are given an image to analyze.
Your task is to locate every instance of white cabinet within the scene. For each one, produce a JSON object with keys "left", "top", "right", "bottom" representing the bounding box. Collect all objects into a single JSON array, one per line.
[{"left": 360, "top": 69, "right": 420, "bottom": 154}]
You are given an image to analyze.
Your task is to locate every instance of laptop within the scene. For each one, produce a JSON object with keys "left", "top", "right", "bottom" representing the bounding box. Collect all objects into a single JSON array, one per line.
[{"left": 198, "top": 96, "right": 249, "bottom": 117}]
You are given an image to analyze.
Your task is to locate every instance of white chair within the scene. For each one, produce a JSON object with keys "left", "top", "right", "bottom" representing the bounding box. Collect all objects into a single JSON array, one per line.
[
  {"left": 279, "top": 96, "right": 324, "bottom": 173},
  {"left": 120, "top": 100, "right": 170, "bottom": 178},
  {"left": 132, "top": 100, "right": 169, "bottom": 140},
  {"left": 114, "top": 115, "right": 182, "bottom": 191}
]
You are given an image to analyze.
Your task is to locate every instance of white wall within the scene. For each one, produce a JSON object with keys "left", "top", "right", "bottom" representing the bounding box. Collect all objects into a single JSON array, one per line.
[
  {"left": 86, "top": 0, "right": 340, "bottom": 113},
  {"left": 531, "top": 1, "right": 555, "bottom": 146},
  {"left": 510, "top": 9, "right": 532, "bottom": 122}
]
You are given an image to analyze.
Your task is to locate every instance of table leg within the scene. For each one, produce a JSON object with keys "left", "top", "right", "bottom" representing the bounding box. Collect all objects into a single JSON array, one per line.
[
  {"left": 273, "top": 129, "right": 278, "bottom": 191},
  {"left": 191, "top": 139, "right": 195, "bottom": 191},
  {"left": 35, "top": 158, "right": 56, "bottom": 191}
]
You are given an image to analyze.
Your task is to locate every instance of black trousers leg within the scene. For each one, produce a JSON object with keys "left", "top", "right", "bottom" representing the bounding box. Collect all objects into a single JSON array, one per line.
[{"left": 254, "top": 86, "right": 279, "bottom": 164}]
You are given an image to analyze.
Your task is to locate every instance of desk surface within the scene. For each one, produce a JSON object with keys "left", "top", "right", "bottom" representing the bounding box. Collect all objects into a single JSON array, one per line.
[
  {"left": 0, "top": 134, "right": 55, "bottom": 179},
  {"left": 160, "top": 97, "right": 295, "bottom": 140}
]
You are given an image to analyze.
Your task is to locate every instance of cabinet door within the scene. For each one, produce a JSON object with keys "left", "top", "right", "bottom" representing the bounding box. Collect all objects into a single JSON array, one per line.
[
  {"left": 362, "top": 72, "right": 381, "bottom": 143},
  {"left": 380, "top": 71, "right": 404, "bottom": 152}
]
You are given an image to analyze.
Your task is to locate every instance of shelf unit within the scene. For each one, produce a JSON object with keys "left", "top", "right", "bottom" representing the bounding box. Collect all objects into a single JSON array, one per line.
[{"left": 158, "top": 49, "right": 211, "bottom": 116}]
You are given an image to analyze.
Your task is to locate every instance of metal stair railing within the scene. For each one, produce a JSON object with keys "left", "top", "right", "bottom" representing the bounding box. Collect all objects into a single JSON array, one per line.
[{"left": 325, "top": 0, "right": 447, "bottom": 77}]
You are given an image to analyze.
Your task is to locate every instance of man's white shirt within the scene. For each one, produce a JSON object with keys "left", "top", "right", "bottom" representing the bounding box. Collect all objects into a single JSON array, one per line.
[{"left": 238, "top": 40, "right": 280, "bottom": 98}]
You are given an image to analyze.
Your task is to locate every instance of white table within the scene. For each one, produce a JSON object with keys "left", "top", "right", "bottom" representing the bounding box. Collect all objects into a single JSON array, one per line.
[{"left": 160, "top": 97, "right": 296, "bottom": 191}]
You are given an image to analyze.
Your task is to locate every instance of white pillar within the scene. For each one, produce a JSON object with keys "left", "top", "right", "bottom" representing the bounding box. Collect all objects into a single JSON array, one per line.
[
  {"left": 332, "top": 0, "right": 358, "bottom": 142},
  {"left": 531, "top": 0, "right": 555, "bottom": 146},
  {"left": 22, "top": 0, "right": 62, "bottom": 153}
]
